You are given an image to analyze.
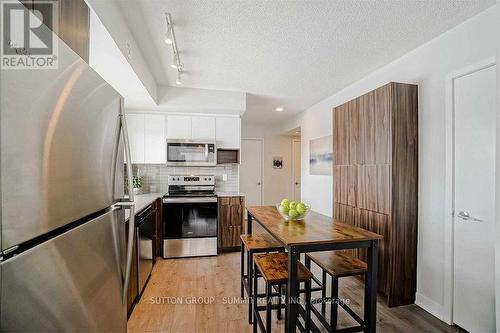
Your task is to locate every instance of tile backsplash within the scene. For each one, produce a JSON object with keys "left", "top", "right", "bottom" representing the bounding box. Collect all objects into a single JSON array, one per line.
[{"left": 131, "top": 164, "right": 239, "bottom": 194}]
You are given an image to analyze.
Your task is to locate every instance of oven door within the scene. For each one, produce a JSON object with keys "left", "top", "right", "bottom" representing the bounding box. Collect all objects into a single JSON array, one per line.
[
  {"left": 166, "top": 140, "right": 216, "bottom": 167},
  {"left": 162, "top": 197, "right": 218, "bottom": 258}
]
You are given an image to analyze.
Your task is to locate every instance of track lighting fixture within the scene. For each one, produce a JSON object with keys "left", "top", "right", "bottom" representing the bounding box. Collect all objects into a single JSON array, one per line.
[{"left": 165, "top": 13, "right": 184, "bottom": 85}]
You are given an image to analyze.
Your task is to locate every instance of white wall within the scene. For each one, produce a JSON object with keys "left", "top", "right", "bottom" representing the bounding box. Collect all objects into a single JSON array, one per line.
[
  {"left": 278, "top": 5, "right": 497, "bottom": 322},
  {"left": 496, "top": 0, "right": 500, "bottom": 329},
  {"left": 241, "top": 123, "right": 295, "bottom": 205}
]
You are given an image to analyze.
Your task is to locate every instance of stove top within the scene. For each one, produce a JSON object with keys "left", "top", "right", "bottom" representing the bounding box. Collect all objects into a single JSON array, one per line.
[
  {"left": 165, "top": 174, "right": 216, "bottom": 198},
  {"left": 163, "top": 192, "right": 217, "bottom": 198}
]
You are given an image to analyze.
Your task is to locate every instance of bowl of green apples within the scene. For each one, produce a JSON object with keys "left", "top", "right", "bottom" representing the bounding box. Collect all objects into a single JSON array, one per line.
[{"left": 276, "top": 199, "right": 311, "bottom": 221}]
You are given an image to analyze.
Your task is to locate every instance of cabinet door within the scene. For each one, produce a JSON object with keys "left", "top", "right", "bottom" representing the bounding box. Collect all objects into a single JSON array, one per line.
[
  {"left": 191, "top": 116, "right": 215, "bottom": 140},
  {"left": 126, "top": 114, "right": 145, "bottom": 164},
  {"left": 144, "top": 114, "right": 166, "bottom": 163},
  {"left": 218, "top": 196, "right": 244, "bottom": 249},
  {"left": 166, "top": 115, "right": 191, "bottom": 139},
  {"left": 216, "top": 117, "right": 241, "bottom": 149}
]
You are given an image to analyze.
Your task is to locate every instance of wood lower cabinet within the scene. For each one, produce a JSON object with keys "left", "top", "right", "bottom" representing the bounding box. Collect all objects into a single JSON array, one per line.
[
  {"left": 333, "top": 82, "right": 418, "bottom": 307},
  {"left": 218, "top": 196, "right": 245, "bottom": 251}
]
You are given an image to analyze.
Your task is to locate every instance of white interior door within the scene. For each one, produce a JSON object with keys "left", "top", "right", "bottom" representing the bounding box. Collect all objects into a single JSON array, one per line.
[
  {"left": 292, "top": 139, "right": 301, "bottom": 201},
  {"left": 453, "top": 64, "right": 496, "bottom": 333},
  {"left": 240, "top": 139, "right": 263, "bottom": 216}
]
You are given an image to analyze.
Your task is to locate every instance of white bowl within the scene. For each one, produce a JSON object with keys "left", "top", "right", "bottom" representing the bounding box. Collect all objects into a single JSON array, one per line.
[{"left": 275, "top": 203, "right": 311, "bottom": 221}]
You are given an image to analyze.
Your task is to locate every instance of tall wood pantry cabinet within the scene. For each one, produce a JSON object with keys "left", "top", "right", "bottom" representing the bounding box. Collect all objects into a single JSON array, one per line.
[{"left": 332, "top": 82, "right": 418, "bottom": 307}]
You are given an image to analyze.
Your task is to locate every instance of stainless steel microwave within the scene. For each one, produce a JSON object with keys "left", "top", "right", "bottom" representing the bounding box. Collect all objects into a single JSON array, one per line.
[{"left": 166, "top": 139, "right": 217, "bottom": 166}]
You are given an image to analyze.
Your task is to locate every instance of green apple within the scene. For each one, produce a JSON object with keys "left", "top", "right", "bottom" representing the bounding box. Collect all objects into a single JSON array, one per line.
[
  {"left": 296, "top": 203, "right": 307, "bottom": 215},
  {"left": 280, "top": 199, "right": 290, "bottom": 208},
  {"left": 289, "top": 201, "right": 297, "bottom": 210},
  {"left": 288, "top": 209, "right": 299, "bottom": 218},
  {"left": 279, "top": 204, "right": 289, "bottom": 214}
]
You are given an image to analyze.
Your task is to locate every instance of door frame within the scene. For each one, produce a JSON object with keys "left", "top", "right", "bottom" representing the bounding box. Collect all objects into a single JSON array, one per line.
[
  {"left": 241, "top": 138, "right": 265, "bottom": 206},
  {"left": 443, "top": 57, "right": 496, "bottom": 325},
  {"left": 291, "top": 138, "right": 301, "bottom": 201}
]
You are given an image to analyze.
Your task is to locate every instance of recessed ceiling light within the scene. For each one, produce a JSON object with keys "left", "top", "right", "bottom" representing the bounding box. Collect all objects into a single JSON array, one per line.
[
  {"left": 275, "top": 107, "right": 284, "bottom": 112},
  {"left": 171, "top": 63, "right": 178, "bottom": 69},
  {"left": 165, "top": 37, "right": 173, "bottom": 45},
  {"left": 175, "top": 77, "right": 182, "bottom": 85}
]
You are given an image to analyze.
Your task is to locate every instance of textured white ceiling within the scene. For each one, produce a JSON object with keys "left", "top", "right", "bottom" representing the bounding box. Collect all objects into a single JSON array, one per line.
[{"left": 117, "top": 0, "right": 493, "bottom": 124}]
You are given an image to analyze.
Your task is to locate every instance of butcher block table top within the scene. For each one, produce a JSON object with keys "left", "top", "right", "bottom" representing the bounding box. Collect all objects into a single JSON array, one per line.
[{"left": 246, "top": 206, "right": 382, "bottom": 247}]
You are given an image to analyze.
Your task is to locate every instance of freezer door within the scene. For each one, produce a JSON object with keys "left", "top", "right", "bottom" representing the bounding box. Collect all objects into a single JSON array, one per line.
[
  {"left": 0, "top": 208, "right": 126, "bottom": 332},
  {"left": 0, "top": 23, "right": 123, "bottom": 249}
]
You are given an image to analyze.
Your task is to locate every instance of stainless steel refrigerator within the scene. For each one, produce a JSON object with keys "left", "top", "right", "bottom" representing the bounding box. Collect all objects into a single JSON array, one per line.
[{"left": 0, "top": 14, "right": 136, "bottom": 332}]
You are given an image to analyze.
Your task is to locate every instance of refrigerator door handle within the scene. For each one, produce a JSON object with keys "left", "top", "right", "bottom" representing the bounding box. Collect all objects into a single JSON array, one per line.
[
  {"left": 116, "top": 100, "right": 136, "bottom": 303},
  {"left": 122, "top": 203, "right": 135, "bottom": 304},
  {"left": 120, "top": 100, "right": 134, "bottom": 202},
  {"left": 112, "top": 202, "right": 135, "bottom": 303}
]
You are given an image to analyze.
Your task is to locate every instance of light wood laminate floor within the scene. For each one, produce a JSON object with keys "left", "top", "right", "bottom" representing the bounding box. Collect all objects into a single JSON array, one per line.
[{"left": 128, "top": 251, "right": 462, "bottom": 333}]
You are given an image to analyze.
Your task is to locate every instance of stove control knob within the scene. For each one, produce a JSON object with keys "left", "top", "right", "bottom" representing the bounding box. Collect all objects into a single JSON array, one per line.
[
  {"left": 177, "top": 177, "right": 180, "bottom": 181},
  {"left": 208, "top": 177, "right": 212, "bottom": 181},
  {"left": 204, "top": 178, "right": 207, "bottom": 181}
]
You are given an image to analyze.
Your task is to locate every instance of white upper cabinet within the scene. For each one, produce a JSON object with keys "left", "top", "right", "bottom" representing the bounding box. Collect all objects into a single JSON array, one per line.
[
  {"left": 126, "top": 114, "right": 145, "bottom": 164},
  {"left": 166, "top": 115, "right": 191, "bottom": 139},
  {"left": 191, "top": 116, "right": 215, "bottom": 140},
  {"left": 216, "top": 117, "right": 241, "bottom": 149},
  {"left": 144, "top": 114, "right": 166, "bottom": 163}
]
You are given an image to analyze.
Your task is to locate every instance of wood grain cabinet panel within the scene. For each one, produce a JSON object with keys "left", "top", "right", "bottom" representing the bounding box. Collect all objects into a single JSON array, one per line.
[
  {"left": 357, "top": 209, "right": 390, "bottom": 294},
  {"left": 357, "top": 164, "right": 390, "bottom": 214},
  {"left": 357, "top": 91, "right": 376, "bottom": 165},
  {"left": 218, "top": 196, "right": 245, "bottom": 251},
  {"left": 333, "top": 103, "right": 349, "bottom": 165},
  {"left": 374, "top": 85, "right": 392, "bottom": 164},
  {"left": 332, "top": 82, "right": 417, "bottom": 307},
  {"left": 334, "top": 165, "right": 357, "bottom": 206}
]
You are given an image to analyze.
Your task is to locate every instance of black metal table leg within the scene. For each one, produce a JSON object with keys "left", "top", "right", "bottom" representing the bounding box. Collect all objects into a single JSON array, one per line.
[
  {"left": 241, "top": 242, "right": 245, "bottom": 298},
  {"left": 253, "top": 261, "right": 258, "bottom": 333},
  {"left": 248, "top": 250, "right": 254, "bottom": 324},
  {"left": 286, "top": 247, "right": 299, "bottom": 332},
  {"left": 247, "top": 212, "right": 253, "bottom": 234},
  {"left": 266, "top": 283, "right": 272, "bottom": 333},
  {"left": 364, "top": 240, "right": 378, "bottom": 332},
  {"left": 331, "top": 276, "right": 338, "bottom": 331}
]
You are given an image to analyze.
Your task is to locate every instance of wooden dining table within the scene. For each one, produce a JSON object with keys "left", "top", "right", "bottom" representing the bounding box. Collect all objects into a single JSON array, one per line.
[{"left": 246, "top": 206, "right": 383, "bottom": 333}]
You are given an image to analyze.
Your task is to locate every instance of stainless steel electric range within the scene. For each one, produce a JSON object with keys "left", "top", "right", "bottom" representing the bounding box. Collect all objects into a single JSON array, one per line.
[{"left": 162, "top": 175, "right": 218, "bottom": 258}]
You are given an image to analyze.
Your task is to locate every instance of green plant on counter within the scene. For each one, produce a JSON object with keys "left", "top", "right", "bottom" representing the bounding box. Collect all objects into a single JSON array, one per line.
[{"left": 132, "top": 175, "right": 142, "bottom": 189}]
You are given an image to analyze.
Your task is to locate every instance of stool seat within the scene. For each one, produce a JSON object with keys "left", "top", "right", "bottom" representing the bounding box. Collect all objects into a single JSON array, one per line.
[
  {"left": 306, "top": 251, "right": 367, "bottom": 277},
  {"left": 254, "top": 252, "right": 313, "bottom": 284},
  {"left": 240, "top": 234, "right": 283, "bottom": 251}
]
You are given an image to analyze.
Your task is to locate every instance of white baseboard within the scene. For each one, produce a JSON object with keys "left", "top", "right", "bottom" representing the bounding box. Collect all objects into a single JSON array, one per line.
[{"left": 415, "top": 293, "right": 446, "bottom": 322}]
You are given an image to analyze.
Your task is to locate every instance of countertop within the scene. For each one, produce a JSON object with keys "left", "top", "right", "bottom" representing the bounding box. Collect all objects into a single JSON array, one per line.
[
  {"left": 125, "top": 192, "right": 244, "bottom": 220},
  {"left": 216, "top": 192, "right": 245, "bottom": 197},
  {"left": 125, "top": 193, "right": 163, "bottom": 221}
]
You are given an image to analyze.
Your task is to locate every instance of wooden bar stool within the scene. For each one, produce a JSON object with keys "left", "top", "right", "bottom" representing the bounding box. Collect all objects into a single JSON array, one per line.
[
  {"left": 253, "top": 252, "right": 313, "bottom": 333},
  {"left": 240, "top": 234, "right": 284, "bottom": 324},
  {"left": 305, "top": 251, "right": 367, "bottom": 332}
]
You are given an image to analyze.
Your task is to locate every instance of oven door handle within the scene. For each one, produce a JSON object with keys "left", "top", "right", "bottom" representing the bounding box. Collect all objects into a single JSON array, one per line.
[{"left": 163, "top": 197, "right": 218, "bottom": 203}]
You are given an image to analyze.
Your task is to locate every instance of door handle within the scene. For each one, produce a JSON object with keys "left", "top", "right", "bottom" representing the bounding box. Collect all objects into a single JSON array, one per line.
[
  {"left": 295, "top": 182, "right": 300, "bottom": 185},
  {"left": 118, "top": 102, "right": 136, "bottom": 304},
  {"left": 257, "top": 182, "right": 262, "bottom": 185},
  {"left": 457, "top": 211, "right": 483, "bottom": 222}
]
